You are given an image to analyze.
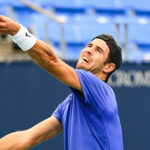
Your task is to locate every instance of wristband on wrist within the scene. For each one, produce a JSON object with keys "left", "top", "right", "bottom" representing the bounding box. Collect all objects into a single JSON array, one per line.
[{"left": 11, "top": 25, "right": 36, "bottom": 51}]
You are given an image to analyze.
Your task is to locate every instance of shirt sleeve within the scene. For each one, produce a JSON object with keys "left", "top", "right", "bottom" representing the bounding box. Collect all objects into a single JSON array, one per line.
[
  {"left": 71, "top": 69, "right": 114, "bottom": 111},
  {"left": 52, "top": 94, "right": 72, "bottom": 124},
  {"left": 52, "top": 103, "right": 63, "bottom": 124}
]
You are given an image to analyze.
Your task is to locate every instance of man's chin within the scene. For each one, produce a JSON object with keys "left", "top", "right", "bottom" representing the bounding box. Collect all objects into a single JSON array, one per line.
[{"left": 76, "top": 65, "right": 88, "bottom": 71}]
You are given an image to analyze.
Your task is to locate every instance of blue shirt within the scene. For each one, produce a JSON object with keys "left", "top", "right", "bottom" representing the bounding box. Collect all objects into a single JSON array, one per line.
[{"left": 53, "top": 69, "right": 124, "bottom": 150}]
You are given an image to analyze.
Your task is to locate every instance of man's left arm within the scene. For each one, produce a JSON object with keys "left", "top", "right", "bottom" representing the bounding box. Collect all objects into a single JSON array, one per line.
[
  {"left": 0, "top": 15, "right": 82, "bottom": 92},
  {"left": 0, "top": 116, "right": 63, "bottom": 150}
]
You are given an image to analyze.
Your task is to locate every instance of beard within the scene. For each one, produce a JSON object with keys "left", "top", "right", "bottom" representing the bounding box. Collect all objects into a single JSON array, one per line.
[{"left": 76, "top": 63, "right": 98, "bottom": 74}]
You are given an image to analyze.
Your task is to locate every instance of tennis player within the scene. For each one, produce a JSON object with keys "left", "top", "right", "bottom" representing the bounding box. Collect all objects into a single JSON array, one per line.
[{"left": 0, "top": 15, "right": 124, "bottom": 150}]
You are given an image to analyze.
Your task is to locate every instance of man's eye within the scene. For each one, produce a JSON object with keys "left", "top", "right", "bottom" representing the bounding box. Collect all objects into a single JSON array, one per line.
[
  {"left": 97, "top": 49, "right": 101, "bottom": 52},
  {"left": 87, "top": 44, "right": 92, "bottom": 47}
]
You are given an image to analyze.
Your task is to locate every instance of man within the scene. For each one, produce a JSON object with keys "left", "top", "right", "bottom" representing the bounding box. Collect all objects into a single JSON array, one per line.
[{"left": 0, "top": 15, "right": 124, "bottom": 150}]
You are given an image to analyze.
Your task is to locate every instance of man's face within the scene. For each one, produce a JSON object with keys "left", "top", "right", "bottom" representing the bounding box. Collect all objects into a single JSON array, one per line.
[{"left": 76, "top": 38, "right": 111, "bottom": 74}]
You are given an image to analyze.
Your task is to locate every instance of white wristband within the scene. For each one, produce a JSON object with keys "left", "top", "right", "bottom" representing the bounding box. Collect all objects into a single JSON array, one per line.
[{"left": 11, "top": 25, "right": 36, "bottom": 51}]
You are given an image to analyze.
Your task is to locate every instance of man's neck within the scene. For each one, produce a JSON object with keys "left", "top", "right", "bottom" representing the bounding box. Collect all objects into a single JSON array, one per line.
[{"left": 95, "top": 73, "right": 107, "bottom": 82}]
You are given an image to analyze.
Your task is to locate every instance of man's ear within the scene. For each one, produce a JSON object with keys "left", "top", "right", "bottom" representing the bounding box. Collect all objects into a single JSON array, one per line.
[{"left": 103, "top": 63, "right": 116, "bottom": 74}]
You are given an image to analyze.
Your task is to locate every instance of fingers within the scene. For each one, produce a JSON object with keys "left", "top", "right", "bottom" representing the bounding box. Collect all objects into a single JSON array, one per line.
[
  {"left": 0, "top": 22, "right": 7, "bottom": 28},
  {"left": 0, "top": 15, "right": 7, "bottom": 22},
  {"left": 0, "top": 15, "right": 20, "bottom": 35},
  {"left": 0, "top": 28, "right": 9, "bottom": 35},
  {"left": 0, "top": 19, "right": 8, "bottom": 34},
  {"left": 0, "top": 22, "right": 8, "bottom": 34},
  {"left": 0, "top": 15, "right": 7, "bottom": 29},
  {"left": 0, "top": 15, "right": 4, "bottom": 21}
]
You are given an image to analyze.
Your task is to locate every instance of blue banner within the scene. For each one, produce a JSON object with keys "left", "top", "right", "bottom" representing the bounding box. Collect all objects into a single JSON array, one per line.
[{"left": 0, "top": 62, "right": 150, "bottom": 150}]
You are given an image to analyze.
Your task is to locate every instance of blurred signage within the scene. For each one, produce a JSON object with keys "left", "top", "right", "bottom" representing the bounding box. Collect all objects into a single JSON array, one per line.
[{"left": 109, "top": 70, "right": 150, "bottom": 87}]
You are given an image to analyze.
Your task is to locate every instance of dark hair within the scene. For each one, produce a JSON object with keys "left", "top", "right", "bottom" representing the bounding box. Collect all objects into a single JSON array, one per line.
[{"left": 92, "top": 34, "right": 122, "bottom": 82}]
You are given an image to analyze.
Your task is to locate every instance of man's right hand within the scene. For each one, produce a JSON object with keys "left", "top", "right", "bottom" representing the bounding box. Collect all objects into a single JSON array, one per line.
[{"left": 0, "top": 15, "right": 20, "bottom": 36}]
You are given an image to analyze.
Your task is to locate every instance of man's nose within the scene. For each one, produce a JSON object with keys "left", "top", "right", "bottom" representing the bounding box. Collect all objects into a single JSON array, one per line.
[{"left": 86, "top": 47, "right": 94, "bottom": 55}]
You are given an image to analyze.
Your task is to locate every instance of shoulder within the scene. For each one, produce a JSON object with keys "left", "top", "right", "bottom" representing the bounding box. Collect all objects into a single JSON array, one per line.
[
  {"left": 52, "top": 94, "right": 72, "bottom": 122},
  {"left": 75, "top": 69, "right": 112, "bottom": 89},
  {"left": 75, "top": 69, "right": 115, "bottom": 98},
  {"left": 59, "top": 94, "right": 72, "bottom": 109},
  {"left": 75, "top": 69, "right": 99, "bottom": 84}
]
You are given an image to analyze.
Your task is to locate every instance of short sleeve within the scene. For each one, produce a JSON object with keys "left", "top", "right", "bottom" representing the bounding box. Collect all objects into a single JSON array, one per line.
[
  {"left": 52, "top": 94, "right": 72, "bottom": 124},
  {"left": 52, "top": 103, "right": 63, "bottom": 124},
  {"left": 71, "top": 69, "right": 115, "bottom": 111}
]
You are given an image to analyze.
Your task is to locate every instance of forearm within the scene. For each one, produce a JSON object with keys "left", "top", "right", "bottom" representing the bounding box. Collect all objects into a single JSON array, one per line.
[
  {"left": 26, "top": 39, "right": 59, "bottom": 74},
  {"left": 0, "top": 131, "right": 30, "bottom": 150},
  {"left": 26, "top": 39, "right": 79, "bottom": 88},
  {"left": 0, "top": 117, "right": 63, "bottom": 150}
]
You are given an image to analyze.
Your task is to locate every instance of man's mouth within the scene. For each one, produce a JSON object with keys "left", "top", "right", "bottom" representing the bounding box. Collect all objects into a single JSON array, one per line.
[{"left": 82, "top": 56, "right": 89, "bottom": 63}]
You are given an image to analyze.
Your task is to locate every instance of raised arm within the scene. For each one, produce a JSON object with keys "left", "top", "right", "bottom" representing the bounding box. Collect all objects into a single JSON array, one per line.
[
  {"left": 0, "top": 116, "right": 62, "bottom": 150},
  {"left": 0, "top": 15, "right": 82, "bottom": 92},
  {"left": 27, "top": 39, "right": 82, "bottom": 91}
]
